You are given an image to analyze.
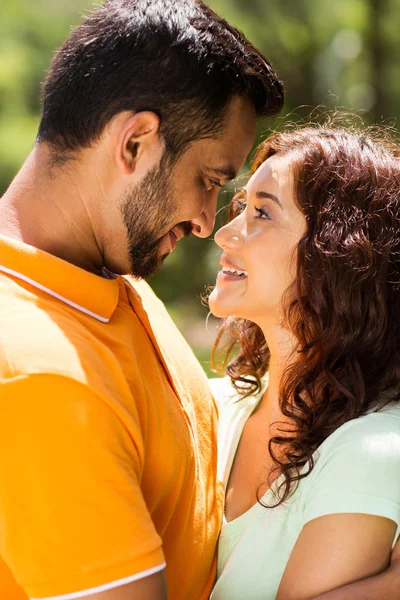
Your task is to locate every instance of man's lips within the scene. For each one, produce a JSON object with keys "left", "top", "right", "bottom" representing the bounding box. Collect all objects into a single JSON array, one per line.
[
  {"left": 167, "top": 226, "right": 187, "bottom": 252},
  {"left": 169, "top": 230, "right": 178, "bottom": 252},
  {"left": 171, "top": 226, "right": 186, "bottom": 243},
  {"left": 160, "top": 223, "right": 193, "bottom": 255}
]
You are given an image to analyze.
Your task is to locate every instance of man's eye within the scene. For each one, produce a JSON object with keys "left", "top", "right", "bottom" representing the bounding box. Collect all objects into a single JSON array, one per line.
[{"left": 204, "top": 179, "right": 223, "bottom": 193}]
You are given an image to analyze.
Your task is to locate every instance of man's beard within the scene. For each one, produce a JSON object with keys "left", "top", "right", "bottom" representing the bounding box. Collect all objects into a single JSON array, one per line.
[{"left": 121, "top": 153, "right": 191, "bottom": 279}]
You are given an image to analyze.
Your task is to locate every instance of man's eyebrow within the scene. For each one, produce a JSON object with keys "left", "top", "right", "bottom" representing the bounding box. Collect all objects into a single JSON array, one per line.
[{"left": 208, "top": 166, "right": 238, "bottom": 181}]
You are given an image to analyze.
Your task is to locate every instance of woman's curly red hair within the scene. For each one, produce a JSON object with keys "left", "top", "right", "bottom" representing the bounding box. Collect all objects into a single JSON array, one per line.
[{"left": 212, "top": 123, "right": 400, "bottom": 506}]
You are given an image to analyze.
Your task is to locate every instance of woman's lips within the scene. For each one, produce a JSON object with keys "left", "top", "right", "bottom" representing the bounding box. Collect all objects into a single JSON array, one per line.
[
  {"left": 217, "top": 270, "right": 248, "bottom": 282},
  {"left": 218, "top": 254, "right": 248, "bottom": 282}
]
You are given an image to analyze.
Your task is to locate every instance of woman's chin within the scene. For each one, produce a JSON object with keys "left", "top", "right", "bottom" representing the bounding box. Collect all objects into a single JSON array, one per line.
[{"left": 209, "top": 288, "right": 238, "bottom": 319}]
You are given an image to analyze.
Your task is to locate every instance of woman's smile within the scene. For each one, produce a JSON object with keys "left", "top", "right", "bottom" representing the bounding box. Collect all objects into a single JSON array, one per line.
[{"left": 217, "top": 256, "right": 248, "bottom": 282}]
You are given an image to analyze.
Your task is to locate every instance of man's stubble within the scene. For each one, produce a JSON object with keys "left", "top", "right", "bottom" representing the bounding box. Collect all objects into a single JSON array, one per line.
[{"left": 121, "top": 152, "right": 191, "bottom": 279}]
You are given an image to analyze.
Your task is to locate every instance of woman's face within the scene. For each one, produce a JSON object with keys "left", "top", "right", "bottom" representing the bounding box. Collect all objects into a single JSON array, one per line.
[{"left": 209, "top": 155, "right": 306, "bottom": 325}]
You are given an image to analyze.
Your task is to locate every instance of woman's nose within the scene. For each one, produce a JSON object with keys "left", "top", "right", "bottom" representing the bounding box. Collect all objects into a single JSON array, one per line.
[{"left": 214, "top": 218, "right": 243, "bottom": 249}]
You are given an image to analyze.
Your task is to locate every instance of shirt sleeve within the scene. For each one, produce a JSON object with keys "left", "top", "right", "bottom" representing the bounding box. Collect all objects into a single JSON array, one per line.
[
  {"left": 302, "top": 411, "right": 400, "bottom": 548},
  {"left": 0, "top": 373, "right": 165, "bottom": 599}
]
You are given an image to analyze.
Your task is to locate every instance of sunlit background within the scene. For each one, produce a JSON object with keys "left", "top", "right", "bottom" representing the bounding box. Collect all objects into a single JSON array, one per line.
[{"left": 1, "top": 0, "right": 397, "bottom": 374}]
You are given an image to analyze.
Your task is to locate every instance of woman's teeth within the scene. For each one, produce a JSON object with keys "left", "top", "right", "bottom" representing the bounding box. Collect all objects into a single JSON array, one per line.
[{"left": 222, "top": 267, "right": 248, "bottom": 277}]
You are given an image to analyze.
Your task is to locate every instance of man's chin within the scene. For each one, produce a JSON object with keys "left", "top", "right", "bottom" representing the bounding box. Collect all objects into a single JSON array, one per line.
[
  {"left": 128, "top": 225, "right": 185, "bottom": 279},
  {"left": 129, "top": 251, "right": 170, "bottom": 280}
]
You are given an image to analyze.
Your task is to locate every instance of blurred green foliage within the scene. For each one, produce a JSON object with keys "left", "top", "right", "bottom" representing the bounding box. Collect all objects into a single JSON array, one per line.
[{"left": 0, "top": 0, "right": 398, "bottom": 370}]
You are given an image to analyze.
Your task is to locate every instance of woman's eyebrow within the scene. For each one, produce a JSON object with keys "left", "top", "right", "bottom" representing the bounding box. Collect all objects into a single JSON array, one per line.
[
  {"left": 255, "top": 190, "right": 283, "bottom": 210},
  {"left": 243, "top": 186, "right": 283, "bottom": 210}
]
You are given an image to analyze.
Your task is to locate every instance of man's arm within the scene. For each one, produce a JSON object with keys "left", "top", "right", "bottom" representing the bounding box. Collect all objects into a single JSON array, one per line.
[
  {"left": 89, "top": 571, "right": 168, "bottom": 600},
  {"left": 311, "top": 539, "right": 400, "bottom": 600},
  {"left": 0, "top": 374, "right": 166, "bottom": 599}
]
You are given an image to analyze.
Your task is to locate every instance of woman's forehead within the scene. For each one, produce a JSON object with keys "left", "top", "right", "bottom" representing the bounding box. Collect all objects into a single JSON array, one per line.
[{"left": 247, "top": 155, "right": 293, "bottom": 193}]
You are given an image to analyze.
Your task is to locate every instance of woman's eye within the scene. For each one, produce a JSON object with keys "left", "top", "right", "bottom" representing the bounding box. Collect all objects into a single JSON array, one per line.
[
  {"left": 229, "top": 195, "right": 247, "bottom": 220},
  {"left": 229, "top": 192, "right": 271, "bottom": 222},
  {"left": 255, "top": 206, "right": 271, "bottom": 220}
]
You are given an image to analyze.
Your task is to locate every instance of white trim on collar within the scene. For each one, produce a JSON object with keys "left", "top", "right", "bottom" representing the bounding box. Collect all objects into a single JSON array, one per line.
[{"left": 0, "top": 265, "right": 110, "bottom": 323}]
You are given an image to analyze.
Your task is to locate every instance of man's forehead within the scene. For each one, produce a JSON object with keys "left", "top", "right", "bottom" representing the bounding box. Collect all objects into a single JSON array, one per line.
[
  {"left": 190, "top": 106, "right": 256, "bottom": 178},
  {"left": 215, "top": 100, "right": 257, "bottom": 172},
  {"left": 205, "top": 133, "right": 254, "bottom": 179},
  {"left": 224, "top": 97, "right": 257, "bottom": 138}
]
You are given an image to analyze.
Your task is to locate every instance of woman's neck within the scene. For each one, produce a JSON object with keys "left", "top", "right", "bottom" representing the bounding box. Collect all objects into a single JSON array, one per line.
[{"left": 257, "top": 321, "right": 298, "bottom": 415}]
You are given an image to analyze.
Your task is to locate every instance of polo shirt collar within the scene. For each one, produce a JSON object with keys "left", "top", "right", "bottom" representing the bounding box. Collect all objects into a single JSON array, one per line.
[{"left": 0, "top": 234, "right": 119, "bottom": 323}]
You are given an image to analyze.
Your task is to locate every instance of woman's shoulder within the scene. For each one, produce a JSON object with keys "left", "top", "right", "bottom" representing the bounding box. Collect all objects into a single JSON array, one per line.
[
  {"left": 317, "top": 402, "right": 400, "bottom": 458},
  {"left": 301, "top": 402, "right": 400, "bottom": 529},
  {"left": 305, "top": 402, "right": 400, "bottom": 496}
]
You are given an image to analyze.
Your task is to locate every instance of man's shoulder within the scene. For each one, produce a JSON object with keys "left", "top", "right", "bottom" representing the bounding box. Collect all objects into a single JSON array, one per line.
[
  {"left": 124, "top": 275, "right": 203, "bottom": 364},
  {"left": 0, "top": 273, "right": 112, "bottom": 384},
  {"left": 123, "top": 275, "right": 168, "bottom": 312}
]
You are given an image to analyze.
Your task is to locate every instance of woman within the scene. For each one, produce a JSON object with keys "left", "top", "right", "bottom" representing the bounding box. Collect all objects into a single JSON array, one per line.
[{"left": 208, "top": 123, "right": 400, "bottom": 599}]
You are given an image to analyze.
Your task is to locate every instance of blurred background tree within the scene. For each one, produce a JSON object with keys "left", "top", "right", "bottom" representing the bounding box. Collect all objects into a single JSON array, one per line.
[{"left": 0, "top": 0, "right": 398, "bottom": 374}]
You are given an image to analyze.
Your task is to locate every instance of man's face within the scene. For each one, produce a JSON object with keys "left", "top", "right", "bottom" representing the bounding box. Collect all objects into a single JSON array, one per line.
[{"left": 121, "top": 97, "right": 257, "bottom": 279}]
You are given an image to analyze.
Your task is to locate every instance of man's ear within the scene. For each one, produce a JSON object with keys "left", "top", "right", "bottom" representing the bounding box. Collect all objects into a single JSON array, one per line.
[{"left": 116, "top": 111, "right": 161, "bottom": 175}]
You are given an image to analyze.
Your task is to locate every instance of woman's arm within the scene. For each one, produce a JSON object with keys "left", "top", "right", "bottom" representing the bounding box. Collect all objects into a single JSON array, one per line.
[
  {"left": 276, "top": 513, "right": 397, "bottom": 600},
  {"left": 311, "top": 540, "right": 400, "bottom": 600}
]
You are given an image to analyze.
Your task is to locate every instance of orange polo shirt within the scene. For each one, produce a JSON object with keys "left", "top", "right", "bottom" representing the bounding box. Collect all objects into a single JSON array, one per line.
[{"left": 0, "top": 234, "right": 223, "bottom": 600}]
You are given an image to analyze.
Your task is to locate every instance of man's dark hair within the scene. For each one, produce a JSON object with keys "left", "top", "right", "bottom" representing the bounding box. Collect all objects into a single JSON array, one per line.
[{"left": 37, "top": 0, "right": 284, "bottom": 159}]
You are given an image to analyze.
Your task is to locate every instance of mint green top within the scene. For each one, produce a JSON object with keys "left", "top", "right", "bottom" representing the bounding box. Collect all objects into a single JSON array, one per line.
[{"left": 210, "top": 376, "right": 400, "bottom": 600}]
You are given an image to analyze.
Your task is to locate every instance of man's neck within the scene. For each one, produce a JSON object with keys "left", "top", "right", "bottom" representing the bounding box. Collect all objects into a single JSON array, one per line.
[{"left": 0, "top": 145, "right": 105, "bottom": 275}]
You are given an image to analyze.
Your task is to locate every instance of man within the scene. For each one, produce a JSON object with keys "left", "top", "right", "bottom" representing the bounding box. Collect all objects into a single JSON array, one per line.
[{"left": 0, "top": 1, "right": 284, "bottom": 599}]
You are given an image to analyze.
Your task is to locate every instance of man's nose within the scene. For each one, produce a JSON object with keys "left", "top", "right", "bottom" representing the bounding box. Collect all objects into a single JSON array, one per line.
[{"left": 191, "top": 198, "right": 218, "bottom": 239}]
